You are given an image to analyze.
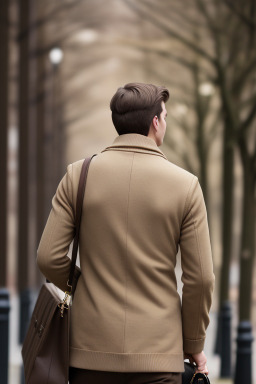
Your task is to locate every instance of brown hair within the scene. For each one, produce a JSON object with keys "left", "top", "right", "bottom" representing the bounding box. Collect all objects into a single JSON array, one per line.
[{"left": 110, "top": 82, "right": 169, "bottom": 136}]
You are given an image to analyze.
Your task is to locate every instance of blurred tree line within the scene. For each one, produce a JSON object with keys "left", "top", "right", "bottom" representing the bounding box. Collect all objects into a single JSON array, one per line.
[{"left": 124, "top": 0, "right": 256, "bottom": 325}]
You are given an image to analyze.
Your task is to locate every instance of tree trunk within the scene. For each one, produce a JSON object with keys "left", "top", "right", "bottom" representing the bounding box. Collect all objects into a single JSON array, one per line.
[
  {"left": 216, "top": 61, "right": 236, "bottom": 307},
  {"left": 197, "top": 122, "right": 209, "bottom": 210},
  {"left": 17, "top": 0, "right": 30, "bottom": 292},
  {"left": 0, "top": 0, "right": 9, "bottom": 286},
  {"left": 193, "top": 64, "right": 210, "bottom": 210},
  {"left": 219, "top": 127, "right": 234, "bottom": 305},
  {"left": 238, "top": 140, "right": 255, "bottom": 321}
]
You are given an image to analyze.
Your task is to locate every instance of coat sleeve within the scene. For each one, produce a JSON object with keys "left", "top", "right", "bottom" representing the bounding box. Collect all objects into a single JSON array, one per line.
[
  {"left": 37, "top": 164, "right": 81, "bottom": 292},
  {"left": 179, "top": 176, "right": 215, "bottom": 354}
]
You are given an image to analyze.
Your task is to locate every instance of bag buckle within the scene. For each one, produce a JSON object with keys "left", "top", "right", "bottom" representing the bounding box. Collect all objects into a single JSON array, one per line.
[{"left": 58, "top": 291, "right": 71, "bottom": 318}]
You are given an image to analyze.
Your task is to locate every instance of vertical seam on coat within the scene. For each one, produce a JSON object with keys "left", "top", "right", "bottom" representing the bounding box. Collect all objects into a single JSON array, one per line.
[
  {"left": 194, "top": 223, "right": 204, "bottom": 340},
  {"left": 122, "top": 152, "right": 135, "bottom": 355}
]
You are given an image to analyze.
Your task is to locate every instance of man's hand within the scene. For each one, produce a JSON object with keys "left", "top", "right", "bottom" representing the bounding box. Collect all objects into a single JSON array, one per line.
[{"left": 184, "top": 351, "right": 209, "bottom": 375}]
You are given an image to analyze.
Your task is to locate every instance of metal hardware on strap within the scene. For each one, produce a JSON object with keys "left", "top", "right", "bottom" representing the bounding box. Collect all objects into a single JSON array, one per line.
[{"left": 58, "top": 291, "right": 71, "bottom": 318}]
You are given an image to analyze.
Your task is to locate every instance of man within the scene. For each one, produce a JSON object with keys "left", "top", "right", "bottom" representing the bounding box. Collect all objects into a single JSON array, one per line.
[{"left": 37, "top": 82, "right": 215, "bottom": 384}]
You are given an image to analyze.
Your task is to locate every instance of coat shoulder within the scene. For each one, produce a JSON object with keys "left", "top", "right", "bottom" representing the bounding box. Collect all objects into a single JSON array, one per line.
[{"left": 161, "top": 158, "right": 198, "bottom": 184}]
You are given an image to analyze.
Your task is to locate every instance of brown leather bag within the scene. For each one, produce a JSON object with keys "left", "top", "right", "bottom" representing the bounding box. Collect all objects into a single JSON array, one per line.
[{"left": 22, "top": 156, "right": 95, "bottom": 384}]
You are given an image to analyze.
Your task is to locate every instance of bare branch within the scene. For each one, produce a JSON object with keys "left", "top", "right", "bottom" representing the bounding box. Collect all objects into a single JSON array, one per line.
[
  {"left": 240, "top": 91, "right": 256, "bottom": 109},
  {"left": 118, "top": 36, "right": 215, "bottom": 82},
  {"left": 232, "top": 55, "right": 256, "bottom": 94},
  {"left": 195, "top": 0, "right": 218, "bottom": 34},
  {"left": 157, "top": 49, "right": 215, "bottom": 81},
  {"left": 227, "top": 17, "right": 248, "bottom": 67},
  {"left": 16, "top": 0, "right": 84, "bottom": 41},
  {"left": 222, "top": 0, "right": 256, "bottom": 28},
  {"left": 29, "top": 17, "right": 101, "bottom": 58},
  {"left": 144, "top": 0, "right": 209, "bottom": 31},
  {"left": 215, "top": 61, "right": 238, "bottom": 131},
  {"left": 205, "top": 112, "right": 222, "bottom": 152},
  {"left": 123, "top": 0, "right": 217, "bottom": 66},
  {"left": 238, "top": 99, "right": 256, "bottom": 136}
]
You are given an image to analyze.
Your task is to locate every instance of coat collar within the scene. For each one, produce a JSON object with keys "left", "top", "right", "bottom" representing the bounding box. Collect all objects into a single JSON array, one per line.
[{"left": 102, "top": 134, "right": 167, "bottom": 160}]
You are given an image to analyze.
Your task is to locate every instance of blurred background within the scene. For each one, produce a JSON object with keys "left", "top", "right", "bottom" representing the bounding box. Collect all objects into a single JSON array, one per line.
[{"left": 0, "top": 0, "right": 255, "bottom": 383}]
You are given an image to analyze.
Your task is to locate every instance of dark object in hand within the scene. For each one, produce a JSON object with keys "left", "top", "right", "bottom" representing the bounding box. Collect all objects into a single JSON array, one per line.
[{"left": 182, "top": 362, "right": 210, "bottom": 384}]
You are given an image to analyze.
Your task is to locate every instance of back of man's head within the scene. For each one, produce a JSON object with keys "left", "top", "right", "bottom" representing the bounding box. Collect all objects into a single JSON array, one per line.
[{"left": 110, "top": 82, "right": 169, "bottom": 136}]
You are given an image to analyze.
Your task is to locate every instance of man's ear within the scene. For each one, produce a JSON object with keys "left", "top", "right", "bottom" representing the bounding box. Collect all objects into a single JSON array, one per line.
[{"left": 152, "top": 115, "right": 158, "bottom": 131}]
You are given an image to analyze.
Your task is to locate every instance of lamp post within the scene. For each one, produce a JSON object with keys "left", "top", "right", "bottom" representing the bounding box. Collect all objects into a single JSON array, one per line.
[
  {"left": 0, "top": 2, "right": 10, "bottom": 382},
  {"left": 45, "top": 47, "right": 64, "bottom": 213}
]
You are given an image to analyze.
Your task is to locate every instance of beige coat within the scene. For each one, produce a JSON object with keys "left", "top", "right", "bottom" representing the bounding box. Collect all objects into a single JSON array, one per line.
[{"left": 37, "top": 134, "right": 215, "bottom": 373}]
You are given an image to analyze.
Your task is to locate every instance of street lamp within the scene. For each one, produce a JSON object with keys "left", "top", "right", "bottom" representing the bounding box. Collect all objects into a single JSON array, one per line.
[
  {"left": 47, "top": 47, "right": 64, "bottom": 199},
  {"left": 49, "top": 47, "right": 63, "bottom": 66},
  {"left": 198, "top": 82, "right": 214, "bottom": 97}
]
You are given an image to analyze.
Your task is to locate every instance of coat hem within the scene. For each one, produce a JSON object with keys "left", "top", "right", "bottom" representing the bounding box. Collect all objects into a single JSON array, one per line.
[{"left": 69, "top": 347, "right": 185, "bottom": 372}]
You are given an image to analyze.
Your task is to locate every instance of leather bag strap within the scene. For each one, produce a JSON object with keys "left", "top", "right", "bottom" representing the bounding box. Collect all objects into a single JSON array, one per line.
[{"left": 67, "top": 155, "right": 96, "bottom": 290}]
